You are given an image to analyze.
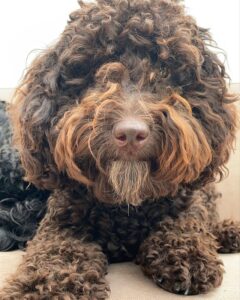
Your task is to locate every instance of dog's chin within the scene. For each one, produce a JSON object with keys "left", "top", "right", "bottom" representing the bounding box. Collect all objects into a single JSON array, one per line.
[
  {"left": 92, "top": 158, "right": 168, "bottom": 205},
  {"left": 108, "top": 160, "right": 152, "bottom": 206}
]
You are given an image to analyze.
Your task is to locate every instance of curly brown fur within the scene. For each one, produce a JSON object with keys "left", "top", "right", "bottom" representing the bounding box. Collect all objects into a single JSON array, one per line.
[
  {"left": 136, "top": 186, "right": 224, "bottom": 295},
  {"left": 213, "top": 220, "right": 240, "bottom": 253},
  {"left": 1, "top": 0, "right": 240, "bottom": 298},
  {"left": 0, "top": 193, "right": 110, "bottom": 299}
]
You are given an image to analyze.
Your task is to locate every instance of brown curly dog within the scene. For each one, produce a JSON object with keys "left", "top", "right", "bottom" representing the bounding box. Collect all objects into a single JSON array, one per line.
[{"left": 1, "top": 0, "right": 240, "bottom": 298}]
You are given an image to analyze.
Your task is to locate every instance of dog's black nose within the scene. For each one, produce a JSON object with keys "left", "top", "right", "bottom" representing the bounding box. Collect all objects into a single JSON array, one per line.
[{"left": 113, "top": 118, "right": 149, "bottom": 149}]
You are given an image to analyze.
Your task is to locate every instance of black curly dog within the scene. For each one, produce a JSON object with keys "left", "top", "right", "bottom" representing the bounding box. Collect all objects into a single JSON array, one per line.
[{"left": 0, "top": 100, "right": 48, "bottom": 250}]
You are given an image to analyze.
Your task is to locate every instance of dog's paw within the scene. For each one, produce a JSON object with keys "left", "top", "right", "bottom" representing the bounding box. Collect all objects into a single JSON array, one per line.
[
  {"left": 78, "top": 277, "right": 110, "bottom": 300},
  {"left": 152, "top": 253, "right": 223, "bottom": 295},
  {"left": 0, "top": 282, "right": 110, "bottom": 300},
  {"left": 214, "top": 220, "right": 240, "bottom": 253},
  {"left": 138, "top": 232, "right": 224, "bottom": 295},
  {"left": 0, "top": 270, "right": 110, "bottom": 300}
]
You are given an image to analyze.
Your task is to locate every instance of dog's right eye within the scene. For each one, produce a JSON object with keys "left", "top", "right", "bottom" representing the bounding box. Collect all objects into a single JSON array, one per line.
[
  {"left": 192, "top": 107, "right": 201, "bottom": 118},
  {"left": 162, "top": 111, "right": 168, "bottom": 118},
  {"left": 160, "top": 65, "right": 169, "bottom": 79}
]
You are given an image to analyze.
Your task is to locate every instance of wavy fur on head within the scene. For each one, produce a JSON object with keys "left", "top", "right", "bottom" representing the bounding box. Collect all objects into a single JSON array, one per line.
[
  {"left": 10, "top": 0, "right": 237, "bottom": 205},
  {"left": 1, "top": 0, "right": 240, "bottom": 298}
]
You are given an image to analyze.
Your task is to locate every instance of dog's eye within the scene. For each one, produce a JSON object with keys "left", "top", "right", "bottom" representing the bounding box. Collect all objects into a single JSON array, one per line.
[
  {"left": 162, "top": 111, "right": 168, "bottom": 118},
  {"left": 160, "top": 64, "right": 169, "bottom": 79},
  {"left": 192, "top": 107, "right": 201, "bottom": 118}
]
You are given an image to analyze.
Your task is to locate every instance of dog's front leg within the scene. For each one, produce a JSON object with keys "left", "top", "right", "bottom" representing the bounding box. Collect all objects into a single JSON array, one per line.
[
  {"left": 0, "top": 208, "right": 109, "bottom": 300},
  {"left": 137, "top": 203, "right": 224, "bottom": 295}
]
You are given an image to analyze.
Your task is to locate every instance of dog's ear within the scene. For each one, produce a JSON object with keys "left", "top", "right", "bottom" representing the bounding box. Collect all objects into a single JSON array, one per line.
[
  {"left": 188, "top": 27, "right": 239, "bottom": 185},
  {"left": 156, "top": 22, "right": 238, "bottom": 185},
  {"left": 9, "top": 50, "right": 63, "bottom": 190},
  {"left": 9, "top": 33, "right": 95, "bottom": 189},
  {"left": 8, "top": 0, "right": 123, "bottom": 190},
  {"left": 8, "top": 6, "right": 91, "bottom": 190}
]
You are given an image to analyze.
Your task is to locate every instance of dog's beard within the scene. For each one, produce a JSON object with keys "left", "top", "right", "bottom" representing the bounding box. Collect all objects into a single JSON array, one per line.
[
  {"left": 92, "top": 158, "right": 171, "bottom": 205},
  {"left": 108, "top": 160, "right": 152, "bottom": 205}
]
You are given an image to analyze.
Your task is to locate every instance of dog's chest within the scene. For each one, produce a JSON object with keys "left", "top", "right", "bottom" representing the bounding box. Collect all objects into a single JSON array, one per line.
[{"left": 79, "top": 199, "right": 174, "bottom": 262}]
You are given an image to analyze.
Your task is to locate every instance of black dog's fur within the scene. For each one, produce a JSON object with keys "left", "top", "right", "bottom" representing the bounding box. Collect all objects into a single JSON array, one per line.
[{"left": 0, "top": 100, "right": 48, "bottom": 250}]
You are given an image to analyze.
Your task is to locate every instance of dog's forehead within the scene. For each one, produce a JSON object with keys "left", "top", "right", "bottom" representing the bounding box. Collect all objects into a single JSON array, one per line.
[{"left": 121, "top": 87, "right": 158, "bottom": 103}]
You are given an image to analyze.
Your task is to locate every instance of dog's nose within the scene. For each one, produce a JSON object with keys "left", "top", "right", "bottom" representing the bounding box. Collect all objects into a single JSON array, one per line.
[{"left": 113, "top": 118, "right": 149, "bottom": 148}]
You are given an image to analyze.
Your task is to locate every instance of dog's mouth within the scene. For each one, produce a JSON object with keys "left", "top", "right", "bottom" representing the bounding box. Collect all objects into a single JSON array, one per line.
[{"left": 114, "top": 149, "right": 150, "bottom": 162}]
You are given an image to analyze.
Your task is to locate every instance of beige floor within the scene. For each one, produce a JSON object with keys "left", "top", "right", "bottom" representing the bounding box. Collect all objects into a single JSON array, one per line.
[{"left": 0, "top": 251, "right": 240, "bottom": 300}]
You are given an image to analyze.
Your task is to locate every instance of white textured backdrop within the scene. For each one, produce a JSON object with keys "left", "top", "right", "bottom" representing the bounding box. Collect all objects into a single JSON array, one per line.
[{"left": 0, "top": 0, "right": 239, "bottom": 88}]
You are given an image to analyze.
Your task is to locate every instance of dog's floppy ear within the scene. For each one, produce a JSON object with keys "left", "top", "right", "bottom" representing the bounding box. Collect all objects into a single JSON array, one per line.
[
  {"left": 9, "top": 50, "right": 63, "bottom": 190},
  {"left": 9, "top": 4, "right": 95, "bottom": 190},
  {"left": 9, "top": 0, "right": 123, "bottom": 190},
  {"left": 188, "top": 27, "right": 238, "bottom": 185},
  {"left": 9, "top": 37, "right": 91, "bottom": 190},
  {"left": 156, "top": 21, "right": 238, "bottom": 185}
]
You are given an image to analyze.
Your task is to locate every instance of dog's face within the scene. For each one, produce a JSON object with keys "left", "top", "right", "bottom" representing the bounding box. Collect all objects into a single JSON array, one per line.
[
  {"left": 11, "top": 0, "right": 237, "bottom": 205},
  {"left": 53, "top": 62, "right": 213, "bottom": 205}
]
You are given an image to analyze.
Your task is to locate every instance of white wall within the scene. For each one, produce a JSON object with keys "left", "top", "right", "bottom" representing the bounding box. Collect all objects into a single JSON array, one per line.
[
  {"left": 0, "top": 0, "right": 239, "bottom": 88},
  {"left": 184, "top": 0, "right": 240, "bottom": 84}
]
